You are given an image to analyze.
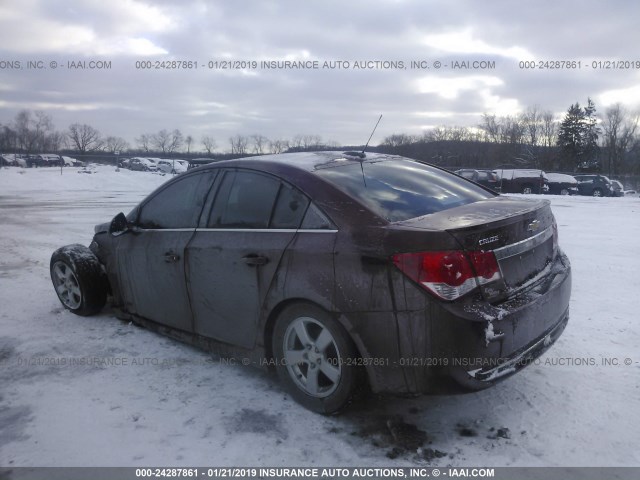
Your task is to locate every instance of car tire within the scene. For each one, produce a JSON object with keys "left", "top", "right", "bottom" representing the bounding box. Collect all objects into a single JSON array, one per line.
[
  {"left": 50, "top": 244, "right": 107, "bottom": 316},
  {"left": 592, "top": 188, "right": 603, "bottom": 197},
  {"left": 522, "top": 185, "right": 533, "bottom": 194},
  {"left": 560, "top": 188, "right": 569, "bottom": 195},
  {"left": 272, "top": 303, "right": 364, "bottom": 414}
]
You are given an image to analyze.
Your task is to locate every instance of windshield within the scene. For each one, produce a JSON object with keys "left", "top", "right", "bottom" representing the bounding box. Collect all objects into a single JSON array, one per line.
[{"left": 315, "top": 159, "right": 494, "bottom": 222}]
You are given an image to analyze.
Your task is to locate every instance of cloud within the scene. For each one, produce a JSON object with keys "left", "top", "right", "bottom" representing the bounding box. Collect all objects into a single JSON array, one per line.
[
  {"left": 423, "top": 29, "right": 534, "bottom": 60},
  {"left": 599, "top": 83, "right": 640, "bottom": 109},
  {"left": 1, "top": 0, "right": 639, "bottom": 147},
  {"left": 0, "top": 0, "right": 172, "bottom": 55}
]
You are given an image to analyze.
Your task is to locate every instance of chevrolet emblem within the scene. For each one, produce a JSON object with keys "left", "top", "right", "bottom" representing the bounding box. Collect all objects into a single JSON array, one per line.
[{"left": 527, "top": 220, "right": 541, "bottom": 232}]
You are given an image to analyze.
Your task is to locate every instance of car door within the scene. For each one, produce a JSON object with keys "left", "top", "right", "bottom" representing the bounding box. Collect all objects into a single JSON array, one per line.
[
  {"left": 187, "top": 169, "right": 309, "bottom": 348},
  {"left": 115, "top": 171, "right": 215, "bottom": 331}
]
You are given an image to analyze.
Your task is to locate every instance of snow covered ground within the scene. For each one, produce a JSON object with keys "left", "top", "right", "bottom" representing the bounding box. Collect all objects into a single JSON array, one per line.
[{"left": 1, "top": 165, "right": 639, "bottom": 467}]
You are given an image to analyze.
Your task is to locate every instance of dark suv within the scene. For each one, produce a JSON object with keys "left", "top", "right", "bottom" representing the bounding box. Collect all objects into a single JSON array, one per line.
[
  {"left": 574, "top": 174, "right": 614, "bottom": 197},
  {"left": 494, "top": 169, "right": 549, "bottom": 194},
  {"left": 455, "top": 169, "right": 501, "bottom": 192}
]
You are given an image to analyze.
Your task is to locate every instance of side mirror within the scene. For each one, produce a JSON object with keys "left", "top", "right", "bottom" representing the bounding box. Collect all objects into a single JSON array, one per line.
[{"left": 109, "top": 212, "right": 129, "bottom": 235}]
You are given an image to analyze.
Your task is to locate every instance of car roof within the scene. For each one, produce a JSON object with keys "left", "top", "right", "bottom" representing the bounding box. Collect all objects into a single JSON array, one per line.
[
  {"left": 195, "top": 151, "right": 400, "bottom": 175},
  {"left": 546, "top": 173, "right": 577, "bottom": 181}
]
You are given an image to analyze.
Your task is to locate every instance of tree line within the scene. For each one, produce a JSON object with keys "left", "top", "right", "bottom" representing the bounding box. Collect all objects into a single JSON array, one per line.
[
  {"left": 379, "top": 100, "right": 639, "bottom": 175},
  {"left": 1, "top": 100, "right": 638, "bottom": 174},
  {"left": 0, "top": 110, "right": 338, "bottom": 159}
]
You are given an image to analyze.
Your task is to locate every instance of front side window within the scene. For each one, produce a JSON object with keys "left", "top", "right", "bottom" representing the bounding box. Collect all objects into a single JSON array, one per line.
[{"left": 138, "top": 172, "right": 213, "bottom": 229}]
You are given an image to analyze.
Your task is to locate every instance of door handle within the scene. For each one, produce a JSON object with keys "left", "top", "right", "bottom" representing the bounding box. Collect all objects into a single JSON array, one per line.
[
  {"left": 243, "top": 254, "right": 268, "bottom": 266},
  {"left": 164, "top": 252, "right": 180, "bottom": 263}
]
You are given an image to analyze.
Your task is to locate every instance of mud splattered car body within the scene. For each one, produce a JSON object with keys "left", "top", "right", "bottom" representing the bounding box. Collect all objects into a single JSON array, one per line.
[{"left": 51, "top": 152, "right": 571, "bottom": 413}]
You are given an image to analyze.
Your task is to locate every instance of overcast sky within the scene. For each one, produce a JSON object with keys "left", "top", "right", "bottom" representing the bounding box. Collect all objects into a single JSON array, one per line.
[{"left": 1, "top": 0, "right": 640, "bottom": 150}]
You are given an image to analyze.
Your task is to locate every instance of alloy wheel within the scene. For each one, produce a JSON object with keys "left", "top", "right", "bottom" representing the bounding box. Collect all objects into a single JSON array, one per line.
[
  {"left": 52, "top": 261, "right": 82, "bottom": 309},
  {"left": 282, "top": 316, "right": 342, "bottom": 398}
]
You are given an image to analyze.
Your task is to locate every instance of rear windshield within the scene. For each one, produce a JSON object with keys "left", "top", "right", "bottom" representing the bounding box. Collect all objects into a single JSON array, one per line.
[{"left": 315, "top": 159, "right": 494, "bottom": 222}]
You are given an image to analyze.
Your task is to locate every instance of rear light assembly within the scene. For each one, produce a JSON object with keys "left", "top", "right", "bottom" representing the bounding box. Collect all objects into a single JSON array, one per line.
[{"left": 392, "top": 250, "right": 501, "bottom": 301}]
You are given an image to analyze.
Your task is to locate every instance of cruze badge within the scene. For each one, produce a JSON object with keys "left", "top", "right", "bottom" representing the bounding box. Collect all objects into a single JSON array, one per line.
[{"left": 478, "top": 235, "right": 499, "bottom": 246}]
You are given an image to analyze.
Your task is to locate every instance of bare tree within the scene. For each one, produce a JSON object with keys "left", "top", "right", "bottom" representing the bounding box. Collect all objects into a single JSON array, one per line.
[
  {"left": 541, "top": 111, "right": 557, "bottom": 148},
  {"left": 14, "top": 110, "right": 40, "bottom": 152},
  {"left": 430, "top": 126, "right": 471, "bottom": 142},
  {"left": 68, "top": 123, "right": 103, "bottom": 153},
  {"left": 500, "top": 116, "right": 525, "bottom": 144},
  {"left": 479, "top": 113, "right": 500, "bottom": 143},
  {"left": 382, "top": 133, "right": 415, "bottom": 147},
  {"left": 269, "top": 139, "right": 289, "bottom": 154},
  {"left": 0, "top": 125, "right": 18, "bottom": 152},
  {"left": 602, "top": 104, "right": 639, "bottom": 175},
  {"left": 522, "top": 106, "right": 542, "bottom": 146},
  {"left": 291, "top": 134, "right": 304, "bottom": 149},
  {"left": 46, "top": 131, "right": 66, "bottom": 151},
  {"left": 185, "top": 135, "right": 193, "bottom": 154},
  {"left": 104, "top": 136, "right": 129, "bottom": 154},
  {"left": 250, "top": 134, "right": 269, "bottom": 154},
  {"left": 302, "top": 134, "right": 322, "bottom": 149},
  {"left": 136, "top": 134, "right": 152, "bottom": 152},
  {"left": 152, "top": 129, "right": 183, "bottom": 154},
  {"left": 202, "top": 135, "right": 217, "bottom": 155},
  {"left": 151, "top": 130, "right": 170, "bottom": 153},
  {"left": 229, "top": 134, "right": 249, "bottom": 155}
]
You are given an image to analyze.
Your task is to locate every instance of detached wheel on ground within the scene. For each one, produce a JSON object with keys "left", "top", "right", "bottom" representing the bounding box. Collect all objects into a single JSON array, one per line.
[
  {"left": 50, "top": 244, "right": 107, "bottom": 316},
  {"left": 272, "top": 303, "right": 364, "bottom": 414}
]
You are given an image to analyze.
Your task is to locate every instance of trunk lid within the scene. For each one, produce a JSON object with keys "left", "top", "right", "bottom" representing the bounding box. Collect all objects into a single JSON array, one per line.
[{"left": 394, "top": 196, "right": 556, "bottom": 301}]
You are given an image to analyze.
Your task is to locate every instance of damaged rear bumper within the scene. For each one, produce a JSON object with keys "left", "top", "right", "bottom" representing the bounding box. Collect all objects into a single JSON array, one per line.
[
  {"left": 466, "top": 309, "right": 568, "bottom": 382},
  {"left": 379, "top": 250, "right": 572, "bottom": 395}
]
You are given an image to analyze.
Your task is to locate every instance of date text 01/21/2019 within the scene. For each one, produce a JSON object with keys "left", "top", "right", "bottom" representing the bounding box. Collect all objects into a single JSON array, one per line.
[{"left": 519, "top": 60, "right": 640, "bottom": 70}]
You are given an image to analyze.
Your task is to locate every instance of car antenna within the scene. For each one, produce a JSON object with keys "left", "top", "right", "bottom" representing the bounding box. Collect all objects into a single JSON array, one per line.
[
  {"left": 362, "top": 114, "right": 382, "bottom": 154},
  {"left": 351, "top": 114, "right": 381, "bottom": 188}
]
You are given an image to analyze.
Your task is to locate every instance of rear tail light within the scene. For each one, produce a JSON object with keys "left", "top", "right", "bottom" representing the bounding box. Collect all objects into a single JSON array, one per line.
[{"left": 392, "top": 250, "right": 501, "bottom": 301}]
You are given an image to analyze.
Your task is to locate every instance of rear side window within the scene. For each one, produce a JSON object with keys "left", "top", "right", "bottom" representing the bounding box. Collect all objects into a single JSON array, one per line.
[
  {"left": 271, "top": 182, "right": 310, "bottom": 229},
  {"left": 208, "top": 170, "right": 310, "bottom": 229},
  {"left": 209, "top": 171, "right": 280, "bottom": 228},
  {"left": 315, "top": 159, "right": 493, "bottom": 222},
  {"left": 138, "top": 172, "right": 213, "bottom": 229}
]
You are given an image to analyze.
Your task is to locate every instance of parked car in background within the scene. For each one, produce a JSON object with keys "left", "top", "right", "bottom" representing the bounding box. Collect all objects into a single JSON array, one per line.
[
  {"left": 118, "top": 158, "right": 132, "bottom": 169},
  {"left": 610, "top": 180, "right": 624, "bottom": 197},
  {"left": 494, "top": 169, "right": 549, "bottom": 194},
  {"left": 574, "top": 174, "right": 614, "bottom": 197},
  {"left": 157, "top": 159, "right": 189, "bottom": 174},
  {"left": 23, "top": 154, "right": 63, "bottom": 167},
  {"left": 50, "top": 151, "right": 571, "bottom": 414},
  {"left": 455, "top": 169, "right": 501, "bottom": 192},
  {"left": 545, "top": 173, "right": 579, "bottom": 195},
  {"left": 62, "top": 156, "right": 83, "bottom": 167},
  {"left": 624, "top": 189, "right": 638, "bottom": 197},
  {"left": 1, "top": 154, "right": 27, "bottom": 167},
  {"left": 128, "top": 157, "right": 158, "bottom": 172},
  {"left": 188, "top": 158, "right": 217, "bottom": 170}
]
